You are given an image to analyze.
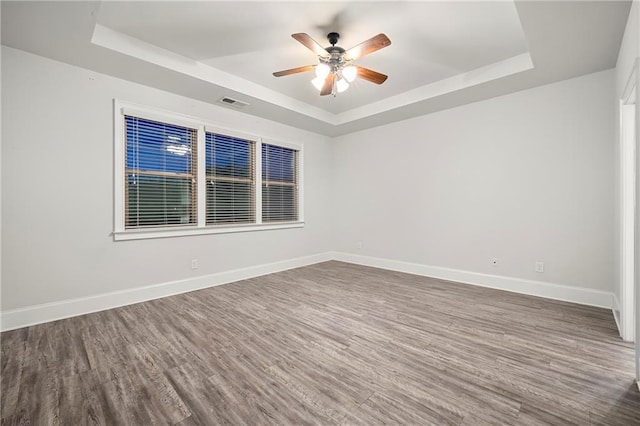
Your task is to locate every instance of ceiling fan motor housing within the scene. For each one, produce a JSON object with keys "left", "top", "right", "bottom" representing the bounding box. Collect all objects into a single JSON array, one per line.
[
  {"left": 322, "top": 33, "right": 348, "bottom": 72},
  {"left": 326, "top": 33, "right": 346, "bottom": 64}
]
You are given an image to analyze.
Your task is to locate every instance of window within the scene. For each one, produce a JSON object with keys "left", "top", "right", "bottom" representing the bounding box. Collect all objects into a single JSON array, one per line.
[
  {"left": 125, "top": 116, "right": 197, "bottom": 229},
  {"left": 262, "top": 143, "right": 298, "bottom": 222},
  {"left": 114, "top": 101, "right": 303, "bottom": 240},
  {"left": 206, "top": 132, "right": 255, "bottom": 224}
]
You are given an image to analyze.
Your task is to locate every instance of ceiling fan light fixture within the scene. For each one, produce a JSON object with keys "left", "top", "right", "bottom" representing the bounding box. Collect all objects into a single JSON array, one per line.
[
  {"left": 274, "top": 32, "right": 390, "bottom": 97},
  {"left": 336, "top": 78, "right": 349, "bottom": 93},
  {"left": 311, "top": 76, "right": 325, "bottom": 91},
  {"left": 342, "top": 65, "right": 357, "bottom": 83},
  {"left": 315, "top": 63, "right": 330, "bottom": 79}
]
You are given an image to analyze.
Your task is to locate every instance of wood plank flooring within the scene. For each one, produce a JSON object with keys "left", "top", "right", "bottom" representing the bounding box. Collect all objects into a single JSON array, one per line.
[{"left": 2, "top": 260, "right": 639, "bottom": 425}]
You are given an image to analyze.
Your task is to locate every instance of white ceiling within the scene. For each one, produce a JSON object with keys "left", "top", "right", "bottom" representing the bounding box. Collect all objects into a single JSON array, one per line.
[
  {"left": 0, "top": 1, "right": 632, "bottom": 136},
  {"left": 95, "top": 1, "right": 529, "bottom": 114}
]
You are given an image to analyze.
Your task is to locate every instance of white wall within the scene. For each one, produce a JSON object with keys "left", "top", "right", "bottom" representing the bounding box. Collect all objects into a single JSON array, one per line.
[
  {"left": 332, "top": 69, "right": 615, "bottom": 293},
  {"left": 614, "top": 0, "right": 639, "bottom": 316},
  {"left": 1, "top": 46, "right": 332, "bottom": 312}
]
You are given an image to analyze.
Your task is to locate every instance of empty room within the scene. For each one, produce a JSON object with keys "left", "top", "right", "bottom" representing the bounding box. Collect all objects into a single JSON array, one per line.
[{"left": 2, "top": 0, "right": 640, "bottom": 424}]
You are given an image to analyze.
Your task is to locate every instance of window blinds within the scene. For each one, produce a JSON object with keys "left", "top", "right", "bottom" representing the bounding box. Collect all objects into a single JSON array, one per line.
[
  {"left": 205, "top": 133, "right": 255, "bottom": 224},
  {"left": 262, "top": 143, "right": 298, "bottom": 222},
  {"left": 125, "top": 116, "right": 197, "bottom": 228},
  {"left": 122, "top": 112, "right": 298, "bottom": 233}
]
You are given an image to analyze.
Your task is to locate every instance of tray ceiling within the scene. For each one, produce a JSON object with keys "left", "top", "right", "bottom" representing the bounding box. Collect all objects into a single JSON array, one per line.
[{"left": 1, "top": 1, "right": 632, "bottom": 136}]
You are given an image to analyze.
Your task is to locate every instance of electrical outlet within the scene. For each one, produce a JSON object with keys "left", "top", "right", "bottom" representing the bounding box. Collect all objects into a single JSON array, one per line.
[
  {"left": 491, "top": 258, "right": 499, "bottom": 267},
  {"left": 535, "top": 261, "right": 544, "bottom": 273},
  {"left": 356, "top": 241, "right": 363, "bottom": 249},
  {"left": 191, "top": 259, "right": 199, "bottom": 270}
]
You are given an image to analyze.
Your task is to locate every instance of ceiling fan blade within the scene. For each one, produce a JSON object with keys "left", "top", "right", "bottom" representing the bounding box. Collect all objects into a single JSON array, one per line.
[
  {"left": 320, "top": 73, "right": 335, "bottom": 96},
  {"left": 292, "top": 33, "right": 330, "bottom": 58},
  {"left": 273, "top": 65, "right": 316, "bottom": 77},
  {"left": 356, "top": 66, "right": 388, "bottom": 84},
  {"left": 344, "top": 33, "right": 391, "bottom": 60}
]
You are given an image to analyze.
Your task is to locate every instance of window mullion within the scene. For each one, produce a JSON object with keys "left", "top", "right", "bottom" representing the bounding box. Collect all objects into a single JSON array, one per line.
[
  {"left": 197, "top": 126, "right": 206, "bottom": 228},
  {"left": 296, "top": 150, "right": 304, "bottom": 222},
  {"left": 256, "top": 139, "right": 263, "bottom": 224}
]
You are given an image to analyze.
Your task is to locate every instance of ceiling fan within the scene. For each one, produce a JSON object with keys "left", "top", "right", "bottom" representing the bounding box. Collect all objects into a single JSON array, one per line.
[{"left": 273, "top": 32, "right": 391, "bottom": 96}]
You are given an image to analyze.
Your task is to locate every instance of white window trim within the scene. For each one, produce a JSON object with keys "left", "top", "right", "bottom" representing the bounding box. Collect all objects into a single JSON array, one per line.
[{"left": 113, "top": 99, "right": 304, "bottom": 241}]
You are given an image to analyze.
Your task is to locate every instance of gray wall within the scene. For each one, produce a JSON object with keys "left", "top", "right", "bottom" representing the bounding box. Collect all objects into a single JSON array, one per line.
[
  {"left": 1, "top": 46, "right": 333, "bottom": 311},
  {"left": 332, "top": 69, "right": 615, "bottom": 292},
  {"left": 0, "top": 46, "right": 621, "bottom": 318}
]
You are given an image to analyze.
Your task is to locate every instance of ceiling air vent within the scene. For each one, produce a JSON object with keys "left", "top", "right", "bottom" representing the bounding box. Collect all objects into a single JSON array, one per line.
[{"left": 218, "top": 96, "right": 249, "bottom": 109}]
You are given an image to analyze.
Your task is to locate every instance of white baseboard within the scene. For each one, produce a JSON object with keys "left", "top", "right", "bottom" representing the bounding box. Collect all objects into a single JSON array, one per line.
[
  {"left": 331, "top": 252, "right": 613, "bottom": 309},
  {"left": 612, "top": 293, "right": 622, "bottom": 336},
  {"left": 0, "top": 252, "right": 332, "bottom": 332},
  {"left": 1, "top": 251, "right": 614, "bottom": 332}
]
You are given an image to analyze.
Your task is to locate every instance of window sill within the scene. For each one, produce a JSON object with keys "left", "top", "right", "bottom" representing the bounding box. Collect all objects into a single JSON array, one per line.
[{"left": 113, "top": 221, "right": 304, "bottom": 241}]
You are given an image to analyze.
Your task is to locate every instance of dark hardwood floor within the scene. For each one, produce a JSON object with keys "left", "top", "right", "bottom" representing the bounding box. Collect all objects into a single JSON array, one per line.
[{"left": 2, "top": 261, "right": 639, "bottom": 425}]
